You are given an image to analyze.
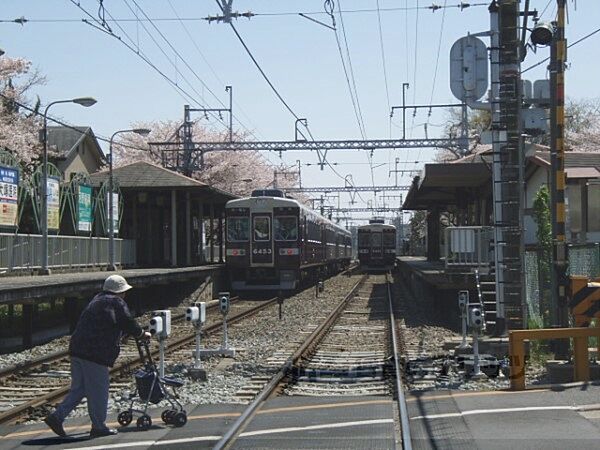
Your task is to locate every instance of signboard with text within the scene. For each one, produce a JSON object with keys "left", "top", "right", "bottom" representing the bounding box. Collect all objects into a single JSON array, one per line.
[
  {"left": 47, "top": 177, "right": 60, "bottom": 230},
  {"left": 0, "top": 165, "right": 18, "bottom": 228},
  {"left": 106, "top": 192, "right": 119, "bottom": 235},
  {"left": 77, "top": 185, "right": 92, "bottom": 232}
]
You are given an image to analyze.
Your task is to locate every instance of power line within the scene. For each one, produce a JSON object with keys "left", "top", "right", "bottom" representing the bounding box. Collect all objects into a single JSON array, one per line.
[
  {"left": 214, "top": 0, "right": 300, "bottom": 121},
  {"left": 522, "top": 24, "right": 600, "bottom": 74},
  {"left": 165, "top": 0, "right": 265, "bottom": 142},
  {"left": 68, "top": 0, "right": 205, "bottom": 108},
  {"left": 0, "top": 93, "right": 150, "bottom": 153}
]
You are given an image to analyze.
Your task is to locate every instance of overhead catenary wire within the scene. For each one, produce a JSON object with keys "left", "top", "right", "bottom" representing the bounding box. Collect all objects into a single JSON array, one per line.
[{"left": 68, "top": 0, "right": 205, "bottom": 109}]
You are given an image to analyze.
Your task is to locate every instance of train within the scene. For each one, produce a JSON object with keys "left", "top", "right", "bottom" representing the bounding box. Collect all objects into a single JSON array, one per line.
[
  {"left": 225, "top": 189, "right": 352, "bottom": 291},
  {"left": 357, "top": 220, "right": 397, "bottom": 271}
]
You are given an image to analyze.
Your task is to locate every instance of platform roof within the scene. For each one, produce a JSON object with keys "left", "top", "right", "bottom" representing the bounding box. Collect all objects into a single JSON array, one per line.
[
  {"left": 403, "top": 162, "right": 490, "bottom": 210},
  {"left": 90, "top": 161, "right": 236, "bottom": 203}
]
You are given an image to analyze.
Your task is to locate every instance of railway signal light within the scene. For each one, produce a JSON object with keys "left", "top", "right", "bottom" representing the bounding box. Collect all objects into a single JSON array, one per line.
[
  {"left": 219, "top": 292, "right": 230, "bottom": 315},
  {"left": 469, "top": 307, "right": 483, "bottom": 330},
  {"left": 149, "top": 316, "right": 163, "bottom": 336}
]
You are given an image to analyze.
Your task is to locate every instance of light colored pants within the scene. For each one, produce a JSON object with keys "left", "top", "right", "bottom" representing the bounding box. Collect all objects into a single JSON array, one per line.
[{"left": 53, "top": 357, "right": 110, "bottom": 431}]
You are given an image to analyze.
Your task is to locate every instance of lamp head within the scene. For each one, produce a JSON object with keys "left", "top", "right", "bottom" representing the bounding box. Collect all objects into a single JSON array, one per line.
[
  {"left": 72, "top": 97, "right": 97, "bottom": 107},
  {"left": 132, "top": 128, "right": 151, "bottom": 137},
  {"left": 0, "top": 48, "right": 5, "bottom": 57},
  {"left": 531, "top": 22, "right": 555, "bottom": 46}
]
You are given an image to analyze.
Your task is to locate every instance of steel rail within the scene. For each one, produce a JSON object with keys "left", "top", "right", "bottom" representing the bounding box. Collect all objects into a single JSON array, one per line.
[
  {"left": 213, "top": 274, "right": 367, "bottom": 450},
  {"left": 386, "top": 273, "right": 412, "bottom": 450},
  {"left": 0, "top": 297, "right": 276, "bottom": 425},
  {"left": 0, "top": 298, "right": 240, "bottom": 381}
]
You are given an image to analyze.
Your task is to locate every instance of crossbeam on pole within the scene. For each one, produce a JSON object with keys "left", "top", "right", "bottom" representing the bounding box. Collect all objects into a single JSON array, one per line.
[{"left": 283, "top": 185, "right": 410, "bottom": 193}]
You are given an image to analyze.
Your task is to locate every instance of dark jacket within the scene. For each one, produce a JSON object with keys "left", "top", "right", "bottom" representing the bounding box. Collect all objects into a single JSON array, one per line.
[{"left": 69, "top": 291, "right": 143, "bottom": 367}]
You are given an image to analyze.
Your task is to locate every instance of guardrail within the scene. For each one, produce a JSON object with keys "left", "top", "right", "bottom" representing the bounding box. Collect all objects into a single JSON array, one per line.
[
  {"left": 0, "top": 233, "right": 136, "bottom": 273},
  {"left": 509, "top": 327, "right": 600, "bottom": 390},
  {"left": 445, "top": 226, "right": 494, "bottom": 269}
]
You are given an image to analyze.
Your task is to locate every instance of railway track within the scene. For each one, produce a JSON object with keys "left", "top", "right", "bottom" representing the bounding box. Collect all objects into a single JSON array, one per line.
[
  {"left": 215, "top": 272, "right": 413, "bottom": 449},
  {"left": 0, "top": 296, "right": 277, "bottom": 425}
]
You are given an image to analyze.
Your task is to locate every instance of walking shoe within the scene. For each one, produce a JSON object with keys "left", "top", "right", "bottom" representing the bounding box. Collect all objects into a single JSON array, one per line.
[
  {"left": 44, "top": 414, "right": 66, "bottom": 437},
  {"left": 89, "top": 428, "right": 118, "bottom": 438}
]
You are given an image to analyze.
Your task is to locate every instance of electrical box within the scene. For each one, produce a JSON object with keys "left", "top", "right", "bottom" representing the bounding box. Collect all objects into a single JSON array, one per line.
[
  {"left": 219, "top": 292, "right": 230, "bottom": 315},
  {"left": 522, "top": 107, "right": 548, "bottom": 135},
  {"left": 186, "top": 302, "right": 206, "bottom": 324},
  {"left": 469, "top": 307, "right": 483, "bottom": 329},
  {"left": 149, "top": 316, "right": 163, "bottom": 337},
  {"left": 317, "top": 281, "right": 324, "bottom": 293},
  {"left": 152, "top": 310, "right": 171, "bottom": 337}
]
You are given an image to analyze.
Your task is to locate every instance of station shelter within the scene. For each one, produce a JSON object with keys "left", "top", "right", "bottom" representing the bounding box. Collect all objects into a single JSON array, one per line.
[{"left": 90, "top": 161, "right": 235, "bottom": 268}]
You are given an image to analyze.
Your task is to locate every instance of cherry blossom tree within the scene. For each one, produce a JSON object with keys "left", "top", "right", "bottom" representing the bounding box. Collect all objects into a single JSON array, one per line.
[
  {"left": 112, "top": 119, "right": 299, "bottom": 197},
  {"left": 0, "top": 55, "right": 45, "bottom": 167}
]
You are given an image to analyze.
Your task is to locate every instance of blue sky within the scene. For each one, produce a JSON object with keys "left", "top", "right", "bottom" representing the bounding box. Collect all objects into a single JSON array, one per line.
[{"left": 1, "top": 1, "right": 599, "bottom": 222}]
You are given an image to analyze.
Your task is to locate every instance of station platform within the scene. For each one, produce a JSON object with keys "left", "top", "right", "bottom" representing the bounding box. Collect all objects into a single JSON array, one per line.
[
  {"left": 0, "top": 265, "right": 224, "bottom": 305},
  {"left": 407, "top": 382, "right": 600, "bottom": 449},
  {"left": 0, "top": 396, "right": 397, "bottom": 450},
  {"left": 396, "top": 256, "right": 472, "bottom": 290}
]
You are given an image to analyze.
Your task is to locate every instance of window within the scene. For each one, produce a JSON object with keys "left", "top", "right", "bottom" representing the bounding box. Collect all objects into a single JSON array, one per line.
[
  {"left": 588, "top": 183, "right": 600, "bottom": 232},
  {"left": 253, "top": 216, "right": 270, "bottom": 241},
  {"left": 371, "top": 232, "right": 382, "bottom": 247},
  {"left": 227, "top": 217, "right": 249, "bottom": 242},
  {"left": 383, "top": 232, "right": 395, "bottom": 247},
  {"left": 274, "top": 216, "right": 298, "bottom": 241},
  {"left": 568, "top": 183, "right": 582, "bottom": 233},
  {"left": 358, "top": 232, "right": 370, "bottom": 246}
]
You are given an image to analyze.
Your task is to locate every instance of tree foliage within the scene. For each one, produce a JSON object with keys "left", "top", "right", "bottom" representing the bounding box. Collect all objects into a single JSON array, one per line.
[
  {"left": 532, "top": 184, "right": 553, "bottom": 325},
  {"left": 0, "top": 56, "right": 46, "bottom": 168},
  {"left": 114, "top": 120, "right": 300, "bottom": 197},
  {"left": 408, "top": 210, "right": 427, "bottom": 255}
]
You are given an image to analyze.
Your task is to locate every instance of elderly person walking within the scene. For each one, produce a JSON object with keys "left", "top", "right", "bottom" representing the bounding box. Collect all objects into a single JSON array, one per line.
[{"left": 44, "top": 274, "right": 150, "bottom": 438}]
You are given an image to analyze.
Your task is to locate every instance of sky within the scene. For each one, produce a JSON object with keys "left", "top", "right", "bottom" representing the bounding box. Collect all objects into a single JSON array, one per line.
[{"left": 1, "top": 0, "right": 599, "bottom": 224}]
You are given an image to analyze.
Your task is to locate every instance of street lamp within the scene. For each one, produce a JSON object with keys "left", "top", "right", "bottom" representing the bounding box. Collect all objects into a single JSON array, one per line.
[
  {"left": 107, "top": 128, "right": 151, "bottom": 271},
  {"left": 41, "top": 97, "right": 97, "bottom": 274}
]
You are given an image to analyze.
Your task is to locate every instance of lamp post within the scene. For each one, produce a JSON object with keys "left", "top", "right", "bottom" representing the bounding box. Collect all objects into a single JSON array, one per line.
[
  {"left": 41, "top": 97, "right": 96, "bottom": 275},
  {"left": 107, "top": 128, "right": 151, "bottom": 271}
]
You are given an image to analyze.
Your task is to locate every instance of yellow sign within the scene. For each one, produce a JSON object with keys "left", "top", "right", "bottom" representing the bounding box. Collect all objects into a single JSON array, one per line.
[{"left": 47, "top": 177, "right": 60, "bottom": 230}]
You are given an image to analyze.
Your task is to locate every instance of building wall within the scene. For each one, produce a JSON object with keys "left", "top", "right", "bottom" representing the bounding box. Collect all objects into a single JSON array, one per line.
[{"left": 56, "top": 141, "right": 103, "bottom": 181}]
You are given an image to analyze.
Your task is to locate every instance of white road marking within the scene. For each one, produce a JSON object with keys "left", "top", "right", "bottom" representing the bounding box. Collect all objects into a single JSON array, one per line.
[
  {"left": 411, "top": 405, "right": 578, "bottom": 420},
  {"left": 67, "top": 418, "right": 393, "bottom": 449},
  {"left": 239, "top": 418, "right": 394, "bottom": 437}
]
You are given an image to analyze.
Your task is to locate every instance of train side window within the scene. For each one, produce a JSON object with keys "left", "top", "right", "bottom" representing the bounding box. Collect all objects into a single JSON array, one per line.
[
  {"left": 274, "top": 216, "right": 298, "bottom": 241},
  {"left": 227, "top": 217, "right": 249, "bottom": 242},
  {"left": 253, "top": 216, "right": 270, "bottom": 241}
]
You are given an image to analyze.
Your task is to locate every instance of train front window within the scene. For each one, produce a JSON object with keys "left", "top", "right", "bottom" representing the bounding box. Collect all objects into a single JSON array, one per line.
[
  {"left": 253, "top": 217, "right": 270, "bottom": 241},
  {"left": 227, "top": 217, "right": 249, "bottom": 242},
  {"left": 358, "top": 233, "right": 370, "bottom": 246},
  {"left": 274, "top": 216, "right": 298, "bottom": 241},
  {"left": 383, "top": 233, "right": 395, "bottom": 246},
  {"left": 371, "top": 233, "right": 382, "bottom": 247}
]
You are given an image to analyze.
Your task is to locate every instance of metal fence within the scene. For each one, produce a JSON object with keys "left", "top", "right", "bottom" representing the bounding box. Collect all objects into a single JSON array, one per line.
[
  {"left": 444, "top": 226, "right": 494, "bottom": 268},
  {"left": 0, "top": 233, "right": 136, "bottom": 273},
  {"left": 524, "top": 243, "right": 600, "bottom": 327}
]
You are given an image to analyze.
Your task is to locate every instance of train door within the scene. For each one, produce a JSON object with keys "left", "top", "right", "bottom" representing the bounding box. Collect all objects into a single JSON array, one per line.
[
  {"left": 251, "top": 213, "right": 273, "bottom": 266},
  {"left": 371, "top": 231, "right": 383, "bottom": 260}
]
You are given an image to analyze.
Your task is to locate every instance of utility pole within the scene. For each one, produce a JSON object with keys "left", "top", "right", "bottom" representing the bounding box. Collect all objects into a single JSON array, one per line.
[{"left": 550, "top": 0, "right": 569, "bottom": 331}]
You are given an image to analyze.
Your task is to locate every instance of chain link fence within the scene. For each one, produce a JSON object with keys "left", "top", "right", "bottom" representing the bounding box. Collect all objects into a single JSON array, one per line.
[{"left": 525, "top": 243, "right": 600, "bottom": 327}]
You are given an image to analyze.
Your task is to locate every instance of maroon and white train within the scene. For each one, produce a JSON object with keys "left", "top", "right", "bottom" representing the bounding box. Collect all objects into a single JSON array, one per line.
[
  {"left": 357, "top": 220, "right": 396, "bottom": 271},
  {"left": 225, "top": 190, "right": 352, "bottom": 291}
]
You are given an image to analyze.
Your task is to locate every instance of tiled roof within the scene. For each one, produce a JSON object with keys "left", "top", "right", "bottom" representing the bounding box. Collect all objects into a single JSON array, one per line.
[
  {"left": 533, "top": 151, "right": 600, "bottom": 168},
  {"left": 47, "top": 126, "right": 104, "bottom": 159},
  {"left": 89, "top": 161, "right": 207, "bottom": 188}
]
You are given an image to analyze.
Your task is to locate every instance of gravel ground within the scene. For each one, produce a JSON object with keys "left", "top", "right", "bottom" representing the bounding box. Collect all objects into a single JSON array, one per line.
[
  {"left": 23, "top": 273, "right": 362, "bottom": 422},
  {"left": 391, "top": 273, "right": 550, "bottom": 392}
]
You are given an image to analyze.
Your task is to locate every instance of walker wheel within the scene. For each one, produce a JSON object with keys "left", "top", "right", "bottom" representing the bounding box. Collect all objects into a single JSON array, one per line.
[
  {"left": 173, "top": 412, "right": 187, "bottom": 427},
  {"left": 161, "top": 410, "right": 176, "bottom": 424},
  {"left": 136, "top": 415, "right": 152, "bottom": 430},
  {"left": 117, "top": 411, "right": 133, "bottom": 427}
]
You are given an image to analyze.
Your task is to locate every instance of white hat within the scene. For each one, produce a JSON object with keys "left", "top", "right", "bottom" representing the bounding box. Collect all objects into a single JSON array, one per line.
[{"left": 103, "top": 274, "right": 133, "bottom": 294}]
